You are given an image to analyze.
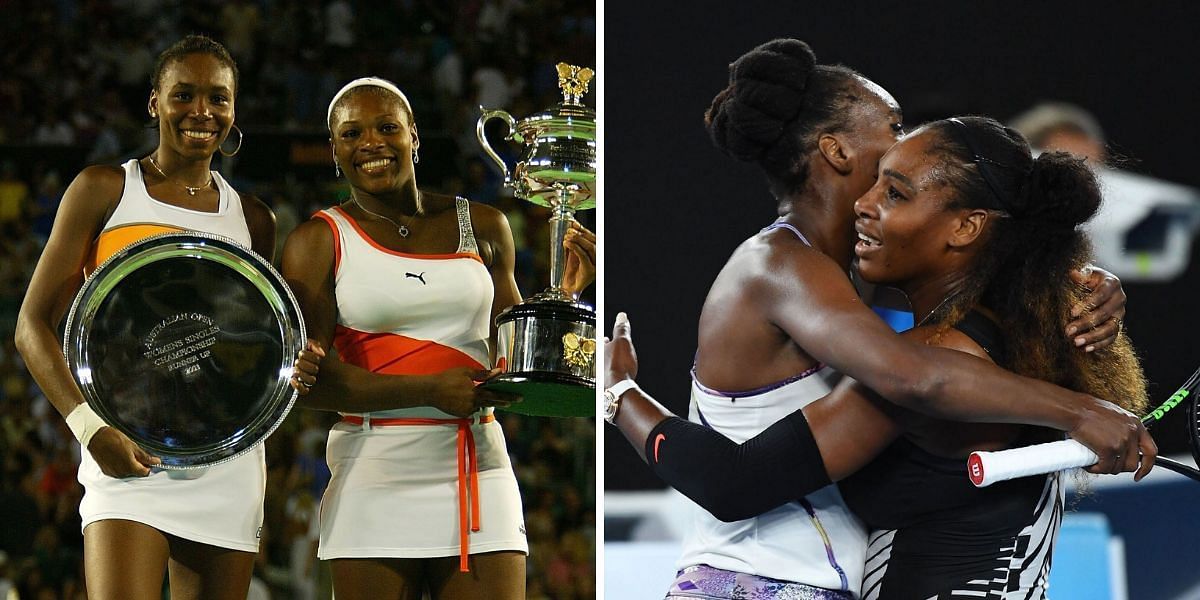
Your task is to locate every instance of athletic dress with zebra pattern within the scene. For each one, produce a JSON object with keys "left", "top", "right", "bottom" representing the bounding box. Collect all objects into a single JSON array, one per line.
[
  {"left": 839, "top": 311, "right": 1063, "bottom": 600},
  {"left": 313, "top": 200, "right": 527, "bottom": 571}
]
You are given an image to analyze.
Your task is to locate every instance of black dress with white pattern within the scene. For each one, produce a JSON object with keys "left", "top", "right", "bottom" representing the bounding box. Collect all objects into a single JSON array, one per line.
[{"left": 839, "top": 311, "right": 1063, "bottom": 600}]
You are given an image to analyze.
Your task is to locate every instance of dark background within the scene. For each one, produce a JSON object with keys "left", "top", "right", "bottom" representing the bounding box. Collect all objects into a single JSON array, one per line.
[{"left": 604, "top": 2, "right": 1200, "bottom": 490}]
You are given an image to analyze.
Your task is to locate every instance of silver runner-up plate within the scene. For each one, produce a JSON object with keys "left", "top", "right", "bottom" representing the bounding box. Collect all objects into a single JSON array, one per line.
[{"left": 64, "top": 232, "right": 306, "bottom": 469}]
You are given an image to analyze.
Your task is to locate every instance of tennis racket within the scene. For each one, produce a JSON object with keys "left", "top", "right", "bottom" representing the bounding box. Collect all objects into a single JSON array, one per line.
[{"left": 968, "top": 364, "right": 1200, "bottom": 487}]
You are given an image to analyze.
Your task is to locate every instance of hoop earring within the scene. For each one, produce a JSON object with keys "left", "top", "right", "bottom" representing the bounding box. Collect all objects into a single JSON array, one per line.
[
  {"left": 412, "top": 149, "right": 419, "bottom": 165},
  {"left": 219, "top": 124, "right": 243, "bottom": 157}
]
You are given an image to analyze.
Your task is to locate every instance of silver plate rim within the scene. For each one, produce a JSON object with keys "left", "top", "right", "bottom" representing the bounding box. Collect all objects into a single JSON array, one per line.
[{"left": 62, "top": 231, "right": 306, "bottom": 469}]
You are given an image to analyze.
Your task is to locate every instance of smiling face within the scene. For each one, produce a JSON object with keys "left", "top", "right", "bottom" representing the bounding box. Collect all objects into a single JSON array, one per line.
[
  {"left": 149, "top": 53, "right": 235, "bottom": 159},
  {"left": 329, "top": 89, "right": 419, "bottom": 196},
  {"left": 852, "top": 129, "right": 987, "bottom": 288}
]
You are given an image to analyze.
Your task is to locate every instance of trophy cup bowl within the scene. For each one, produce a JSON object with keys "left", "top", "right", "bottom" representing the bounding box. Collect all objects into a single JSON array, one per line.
[
  {"left": 477, "top": 63, "right": 597, "bottom": 417},
  {"left": 64, "top": 232, "right": 306, "bottom": 467}
]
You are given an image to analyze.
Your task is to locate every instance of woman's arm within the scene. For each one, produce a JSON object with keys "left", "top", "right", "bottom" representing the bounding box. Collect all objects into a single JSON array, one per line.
[
  {"left": 280, "top": 217, "right": 513, "bottom": 416},
  {"left": 466, "top": 203, "right": 529, "bottom": 408},
  {"left": 606, "top": 312, "right": 900, "bottom": 521},
  {"left": 239, "top": 192, "right": 277, "bottom": 262},
  {"left": 474, "top": 203, "right": 523, "bottom": 350},
  {"left": 859, "top": 264, "right": 1127, "bottom": 352},
  {"left": 15, "top": 166, "right": 161, "bottom": 477},
  {"left": 608, "top": 311, "right": 1128, "bottom": 522},
  {"left": 758, "top": 247, "right": 1152, "bottom": 476}
]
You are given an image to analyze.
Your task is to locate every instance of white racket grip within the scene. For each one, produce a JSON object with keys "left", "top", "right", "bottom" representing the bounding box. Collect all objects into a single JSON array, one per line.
[{"left": 968, "top": 439, "right": 1098, "bottom": 487}]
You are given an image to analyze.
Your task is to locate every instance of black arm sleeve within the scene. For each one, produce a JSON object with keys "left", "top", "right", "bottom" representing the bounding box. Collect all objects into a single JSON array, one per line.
[{"left": 644, "top": 410, "right": 831, "bottom": 522}]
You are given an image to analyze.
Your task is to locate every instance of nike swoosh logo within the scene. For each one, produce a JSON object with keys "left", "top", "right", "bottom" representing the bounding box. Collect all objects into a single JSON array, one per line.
[{"left": 653, "top": 433, "right": 666, "bottom": 463}]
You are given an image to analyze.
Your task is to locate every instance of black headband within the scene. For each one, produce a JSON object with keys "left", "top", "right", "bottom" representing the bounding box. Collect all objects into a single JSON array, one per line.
[{"left": 946, "top": 118, "right": 1011, "bottom": 213}]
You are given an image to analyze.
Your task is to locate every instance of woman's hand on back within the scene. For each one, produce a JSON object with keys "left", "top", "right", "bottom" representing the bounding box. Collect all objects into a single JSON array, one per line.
[{"left": 1066, "top": 265, "right": 1126, "bottom": 352}]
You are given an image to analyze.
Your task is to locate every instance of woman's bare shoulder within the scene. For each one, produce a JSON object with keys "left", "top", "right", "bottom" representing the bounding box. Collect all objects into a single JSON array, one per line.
[
  {"left": 904, "top": 324, "right": 993, "bottom": 362},
  {"left": 70, "top": 164, "right": 126, "bottom": 196}
]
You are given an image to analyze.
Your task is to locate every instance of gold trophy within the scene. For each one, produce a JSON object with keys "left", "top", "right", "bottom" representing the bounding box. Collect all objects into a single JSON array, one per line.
[{"left": 476, "top": 63, "right": 596, "bottom": 417}]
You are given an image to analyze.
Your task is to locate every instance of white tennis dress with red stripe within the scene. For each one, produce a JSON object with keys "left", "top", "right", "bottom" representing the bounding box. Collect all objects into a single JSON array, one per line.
[{"left": 314, "top": 201, "right": 528, "bottom": 570}]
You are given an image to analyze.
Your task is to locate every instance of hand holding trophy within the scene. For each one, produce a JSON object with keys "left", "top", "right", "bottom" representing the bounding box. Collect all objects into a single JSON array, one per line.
[{"left": 476, "top": 63, "right": 597, "bottom": 417}]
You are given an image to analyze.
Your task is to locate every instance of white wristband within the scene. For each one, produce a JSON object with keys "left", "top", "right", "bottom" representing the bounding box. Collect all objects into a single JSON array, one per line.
[{"left": 65, "top": 403, "right": 107, "bottom": 448}]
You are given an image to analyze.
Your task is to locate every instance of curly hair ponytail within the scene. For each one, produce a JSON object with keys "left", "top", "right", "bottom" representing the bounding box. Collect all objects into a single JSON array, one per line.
[{"left": 921, "top": 117, "right": 1146, "bottom": 415}]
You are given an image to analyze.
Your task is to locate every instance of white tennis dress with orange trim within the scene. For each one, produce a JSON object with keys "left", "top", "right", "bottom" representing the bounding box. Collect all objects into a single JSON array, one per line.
[
  {"left": 314, "top": 202, "right": 527, "bottom": 569},
  {"left": 77, "top": 159, "right": 267, "bottom": 552}
]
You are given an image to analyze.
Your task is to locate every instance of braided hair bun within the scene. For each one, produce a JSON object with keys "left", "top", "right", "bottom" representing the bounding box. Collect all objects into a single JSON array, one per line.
[{"left": 705, "top": 39, "right": 817, "bottom": 162}]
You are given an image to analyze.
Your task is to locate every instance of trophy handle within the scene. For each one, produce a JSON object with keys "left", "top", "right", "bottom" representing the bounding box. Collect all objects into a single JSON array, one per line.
[{"left": 476, "top": 108, "right": 519, "bottom": 186}]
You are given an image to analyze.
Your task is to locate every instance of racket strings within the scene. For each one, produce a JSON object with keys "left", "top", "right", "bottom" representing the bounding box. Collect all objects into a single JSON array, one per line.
[
  {"left": 1134, "top": 364, "right": 1200, "bottom": 476},
  {"left": 1187, "top": 380, "right": 1200, "bottom": 469}
]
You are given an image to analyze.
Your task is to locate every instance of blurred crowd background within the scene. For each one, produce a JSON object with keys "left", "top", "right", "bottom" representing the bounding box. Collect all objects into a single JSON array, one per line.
[{"left": 0, "top": 0, "right": 596, "bottom": 598}]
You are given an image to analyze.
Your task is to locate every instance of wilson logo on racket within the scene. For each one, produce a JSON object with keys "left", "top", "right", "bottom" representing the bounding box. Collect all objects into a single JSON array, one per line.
[
  {"left": 968, "top": 454, "right": 985, "bottom": 486},
  {"left": 1150, "top": 389, "right": 1189, "bottom": 421},
  {"left": 972, "top": 363, "right": 1200, "bottom": 487}
]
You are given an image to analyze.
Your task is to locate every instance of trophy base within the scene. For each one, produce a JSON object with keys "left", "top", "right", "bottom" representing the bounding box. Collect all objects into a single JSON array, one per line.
[
  {"left": 492, "top": 298, "right": 595, "bottom": 418},
  {"left": 482, "top": 372, "right": 595, "bottom": 417}
]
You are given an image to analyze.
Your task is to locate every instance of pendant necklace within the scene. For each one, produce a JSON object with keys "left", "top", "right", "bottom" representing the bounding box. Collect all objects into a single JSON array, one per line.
[
  {"left": 353, "top": 193, "right": 421, "bottom": 238},
  {"left": 145, "top": 154, "right": 213, "bottom": 196},
  {"left": 916, "top": 290, "right": 963, "bottom": 328}
]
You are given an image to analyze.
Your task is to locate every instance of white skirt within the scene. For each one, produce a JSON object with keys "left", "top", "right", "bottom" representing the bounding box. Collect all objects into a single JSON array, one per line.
[
  {"left": 78, "top": 444, "right": 266, "bottom": 552},
  {"left": 318, "top": 417, "right": 528, "bottom": 560}
]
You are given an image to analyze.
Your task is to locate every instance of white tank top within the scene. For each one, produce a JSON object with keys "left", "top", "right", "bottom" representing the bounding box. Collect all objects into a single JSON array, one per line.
[
  {"left": 677, "top": 366, "right": 868, "bottom": 593},
  {"left": 315, "top": 201, "right": 494, "bottom": 420},
  {"left": 86, "top": 160, "right": 250, "bottom": 272}
]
